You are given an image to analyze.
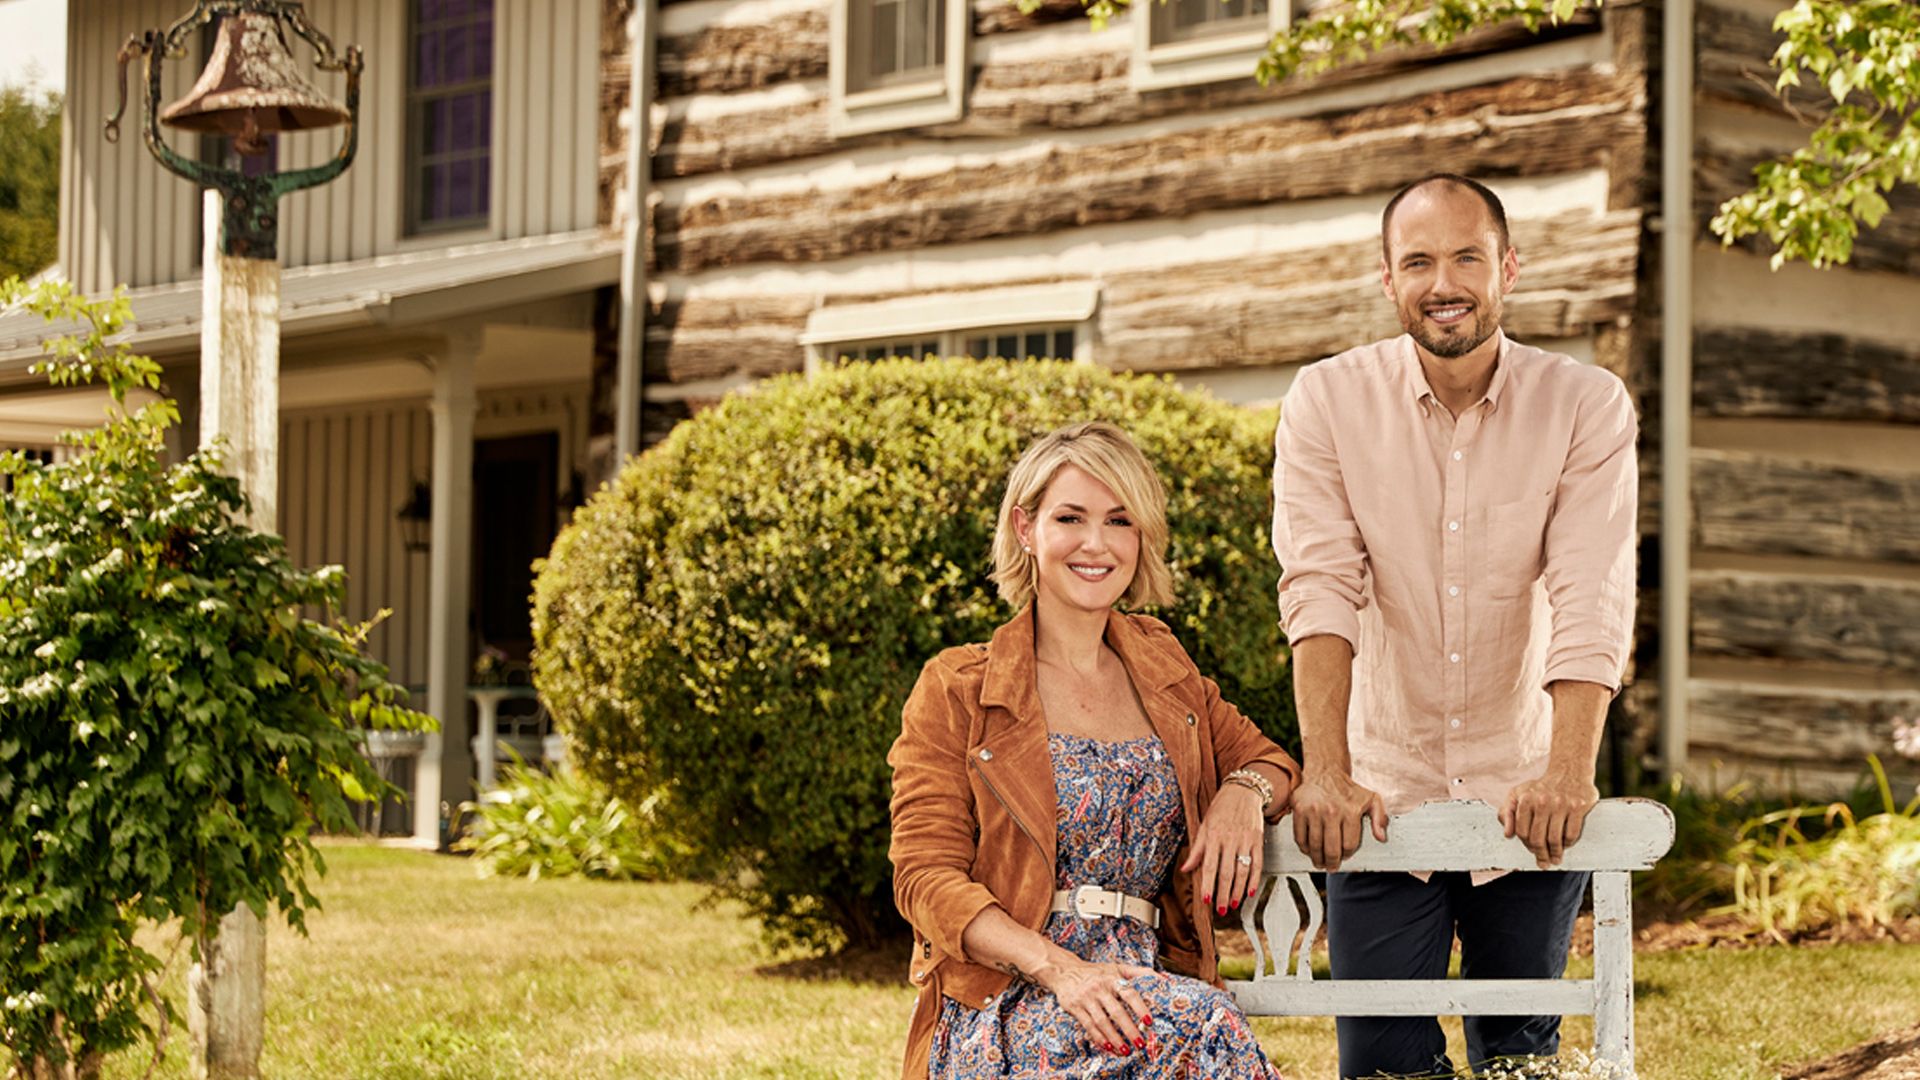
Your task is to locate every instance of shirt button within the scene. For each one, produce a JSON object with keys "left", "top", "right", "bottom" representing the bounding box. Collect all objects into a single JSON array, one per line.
[
  {"left": 1450, "top": 717, "right": 1462, "bottom": 729},
  {"left": 1452, "top": 450, "right": 1463, "bottom": 461},
  {"left": 1448, "top": 520, "right": 1459, "bottom": 532},
  {"left": 1184, "top": 713, "right": 1196, "bottom": 726},
  {"left": 978, "top": 748, "right": 993, "bottom": 761},
  {"left": 1452, "top": 777, "right": 1465, "bottom": 786},
  {"left": 1448, "top": 586, "right": 1460, "bottom": 597},
  {"left": 982, "top": 995, "right": 997, "bottom": 1008},
  {"left": 1449, "top": 653, "right": 1460, "bottom": 664}
]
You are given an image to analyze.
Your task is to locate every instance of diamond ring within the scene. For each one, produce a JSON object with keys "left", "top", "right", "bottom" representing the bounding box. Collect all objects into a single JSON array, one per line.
[
  {"left": 1114, "top": 977, "right": 1131, "bottom": 992},
  {"left": 1235, "top": 854, "right": 1253, "bottom": 866}
]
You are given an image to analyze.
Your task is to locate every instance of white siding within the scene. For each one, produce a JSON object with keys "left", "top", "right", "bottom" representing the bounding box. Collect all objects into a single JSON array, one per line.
[
  {"left": 275, "top": 383, "right": 591, "bottom": 689},
  {"left": 62, "top": 0, "right": 605, "bottom": 294}
]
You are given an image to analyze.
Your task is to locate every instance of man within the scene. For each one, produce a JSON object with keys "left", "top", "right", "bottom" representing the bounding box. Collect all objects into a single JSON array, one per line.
[{"left": 1270, "top": 174, "right": 1637, "bottom": 1077}]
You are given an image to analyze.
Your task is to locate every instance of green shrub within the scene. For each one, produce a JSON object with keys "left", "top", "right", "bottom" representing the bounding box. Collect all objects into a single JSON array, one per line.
[
  {"left": 533, "top": 358, "right": 1289, "bottom": 951},
  {"left": 455, "top": 763, "right": 694, "bottom": 882},
  {"left": 0, "top": 280, "right": 426, "bottom": 1072}
]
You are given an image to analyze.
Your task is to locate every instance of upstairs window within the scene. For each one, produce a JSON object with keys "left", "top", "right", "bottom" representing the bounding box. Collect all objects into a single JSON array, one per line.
[
  {"left": 830, "top": 0, "right": 969, "bottom": 137},
  {"left": 407, "top": 0, "right": 494, "bottom": 235},
  {"left": 1133, "top": 0, "right": 1289, "bottom": 91}
]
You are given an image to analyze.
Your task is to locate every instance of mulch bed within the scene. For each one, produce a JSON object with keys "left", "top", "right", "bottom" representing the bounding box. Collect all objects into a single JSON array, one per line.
[{"left": 1782, "top": 1023, "right": 1920, "bottom": 1080}]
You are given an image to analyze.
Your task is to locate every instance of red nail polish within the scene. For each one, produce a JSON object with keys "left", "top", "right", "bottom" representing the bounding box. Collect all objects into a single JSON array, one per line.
[
  {"left": 1134, "top": 1037, "right": 1146, "bottom": 1050},
  {"left": 1142, "top": 1014, "right": 1154, "bottom": 1027},
  {"left": 1232, "top": 898, "right": 1242, "bottom": 910},
  {"left": 1104, "top": 1042, "right": 1114, "bottom": 1053},
  {"left": 1202, "top": 893, "right": 1211, "bottom": 905},
  {"left": 1216, "top": 905, "right": 1227, "bottom": 916}
]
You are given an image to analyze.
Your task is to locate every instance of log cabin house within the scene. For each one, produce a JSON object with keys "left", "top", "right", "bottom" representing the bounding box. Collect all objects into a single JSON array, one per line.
[{"left": 0, "top": 0, "right": 1913, "bottom": 845}]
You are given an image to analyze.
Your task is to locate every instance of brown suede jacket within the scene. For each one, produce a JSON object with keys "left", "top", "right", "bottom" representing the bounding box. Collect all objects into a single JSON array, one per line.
[{"left": 885, "top": 604, "right": 1302, "bottom": 1079}]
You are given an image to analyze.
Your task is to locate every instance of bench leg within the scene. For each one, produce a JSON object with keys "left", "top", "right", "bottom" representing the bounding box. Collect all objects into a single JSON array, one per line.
[{"left": 1592, "top": 870, "right": 1634, "bottom": 1072}]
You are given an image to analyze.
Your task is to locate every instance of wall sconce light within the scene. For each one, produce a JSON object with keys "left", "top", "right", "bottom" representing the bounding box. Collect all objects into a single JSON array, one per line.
[{"left": 396, "top": 481, "right": 431, "bottom": 554}]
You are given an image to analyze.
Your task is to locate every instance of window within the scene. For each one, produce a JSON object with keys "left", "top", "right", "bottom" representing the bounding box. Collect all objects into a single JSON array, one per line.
[
  {"left": 831, "top": 336, "right": 942, "bottom": 363},
  {"left": 961, "top": 326, "right": 1077, "bottom": 362},
  {"left": 802, "top": 283, "right": 1099, "bottom": 372},
  {"left": 824, "top": 326, "right": 1078, "bottom": 365},
  {"left": 407, "top": 0, "right": 494, "bottom": 235},
  {"left": 849, "top": 0, "right": 945, "bottom": 93},
  {"left": 830, "top": 0, "right": 969, "bottom": 138},
  {"left": 1133, "top": 0, "right": 1289, "bottom": 91},
  {"left": 1151, "top": 0, "right": 1270, "bottom": 45}
]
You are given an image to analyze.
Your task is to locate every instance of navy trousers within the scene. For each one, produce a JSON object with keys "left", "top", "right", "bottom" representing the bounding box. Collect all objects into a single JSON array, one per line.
[{"left": 1325, "top": 869, "right": 1590, "bottom": 1078}]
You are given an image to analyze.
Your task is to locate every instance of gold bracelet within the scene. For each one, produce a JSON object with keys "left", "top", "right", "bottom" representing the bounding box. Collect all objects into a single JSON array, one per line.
[{"left": 1222, "top": 768, "right": 1273, "bottom": 810}]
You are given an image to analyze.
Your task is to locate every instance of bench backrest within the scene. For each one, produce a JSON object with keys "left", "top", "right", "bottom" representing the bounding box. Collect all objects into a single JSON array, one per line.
[{"left": 1226, "top": 797, "right": 1675, "bottom": 1073}]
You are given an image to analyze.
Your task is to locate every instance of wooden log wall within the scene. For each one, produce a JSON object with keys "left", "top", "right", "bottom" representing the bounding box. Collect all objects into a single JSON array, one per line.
[
  {"left": 643, "top": 209, "right": 1640, "bottom": 384},
  {"left": 1683, "top": 0, "right": 1920, "bottom": 794},
  {"left": 615, "top": 0, "right": 1666, "bottom": 782}
]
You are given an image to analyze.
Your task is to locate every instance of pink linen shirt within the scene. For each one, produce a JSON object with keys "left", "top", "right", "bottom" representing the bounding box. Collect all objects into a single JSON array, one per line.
[{"left": 1271, "top": 331, "right": 1638, "bottom": 842}]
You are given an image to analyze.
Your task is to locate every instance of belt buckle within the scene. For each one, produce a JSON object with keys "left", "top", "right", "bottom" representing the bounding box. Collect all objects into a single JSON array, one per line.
[{"left": 1071, "top": 884, "right": 1119, "bottom": 920}]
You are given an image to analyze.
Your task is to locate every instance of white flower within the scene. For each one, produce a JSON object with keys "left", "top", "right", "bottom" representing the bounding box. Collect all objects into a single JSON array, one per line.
[{"left": 1892, "top": 715, "right": 1920, "bottom": 761}]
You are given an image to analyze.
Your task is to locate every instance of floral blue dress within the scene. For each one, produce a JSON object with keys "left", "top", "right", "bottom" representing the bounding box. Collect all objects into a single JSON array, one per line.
[{"left": 926, "top": 732, "right": 1285, "bottom": 1079}]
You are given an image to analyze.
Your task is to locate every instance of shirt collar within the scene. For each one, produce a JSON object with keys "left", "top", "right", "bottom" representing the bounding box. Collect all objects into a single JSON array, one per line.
[{"left": 1402, "top": 329, "right": 1510, "bottom": 414}]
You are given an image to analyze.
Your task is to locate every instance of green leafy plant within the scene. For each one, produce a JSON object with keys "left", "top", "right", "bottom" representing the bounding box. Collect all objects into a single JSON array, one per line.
[
  {"left": 532, "top": 358, "right": 1288, "bottom": 952},
  {"left": 0, "top": 278, "right": 429, "bottom": 1077},
  {"left": 1722, "top": 756, "right": 1920, "bottom": 939},
  {"left": 1027, "top": 0, "right": 1919, "bottom": 270},
  {"left": 1638, "top": 766, "right": 1897, "bottom": 921},
  {"left": 455, "top": 761, "right": 694, "bottom": 882},
  {"left": 1709, "top": 0, "right": 1920, "bottom": 268}
]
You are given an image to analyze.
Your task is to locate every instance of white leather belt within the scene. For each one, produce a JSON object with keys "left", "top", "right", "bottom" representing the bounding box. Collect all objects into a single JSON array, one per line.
[{"left": 1051, "top": 884, "right": 1162, "bottom": 929}]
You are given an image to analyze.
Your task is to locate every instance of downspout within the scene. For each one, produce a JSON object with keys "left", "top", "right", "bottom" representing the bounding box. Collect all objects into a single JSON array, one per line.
[
  {"left": 615, "top": 0, "right": 655, "bottom": 460},
  {"left": 1659, "top": 0, "right": 1695, "bottom": 783}
]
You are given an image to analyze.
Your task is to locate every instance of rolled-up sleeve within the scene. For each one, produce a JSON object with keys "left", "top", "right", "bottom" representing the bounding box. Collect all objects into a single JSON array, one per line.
[
  {"left": 887, "top": 658, "right": 1000, "bottom": 962},
  {"left": 1540, "top": 373, "right": 1639, "bottom": 692},
  {"left": 1272, "top": 366, "right": 1369, "bottom": 650}
]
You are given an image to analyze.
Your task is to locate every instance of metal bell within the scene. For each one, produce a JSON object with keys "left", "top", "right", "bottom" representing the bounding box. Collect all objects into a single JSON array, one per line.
[{"left": 160, "top": 10, "right": 349, "bottom": 154}]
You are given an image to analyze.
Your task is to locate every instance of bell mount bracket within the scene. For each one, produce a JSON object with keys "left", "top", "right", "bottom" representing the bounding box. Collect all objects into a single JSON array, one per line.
[{"left": 104, "top": 0, "right": 362, "bottom": 261}]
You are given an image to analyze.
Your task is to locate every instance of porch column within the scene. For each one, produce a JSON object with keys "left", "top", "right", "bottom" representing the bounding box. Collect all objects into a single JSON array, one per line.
[{"left": 415, "top": 332, "right": 480, "bottom": 845}]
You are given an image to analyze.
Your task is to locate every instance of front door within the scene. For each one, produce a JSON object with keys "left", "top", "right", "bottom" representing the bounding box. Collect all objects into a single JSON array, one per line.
[{"left": 471, "top": 432, "right": 559, "bottom": 662}]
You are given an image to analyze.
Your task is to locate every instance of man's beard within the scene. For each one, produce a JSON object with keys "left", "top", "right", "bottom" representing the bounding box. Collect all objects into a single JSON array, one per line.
[{"left": 1401, "top": 299, "right": 1500, "bottom": 359}]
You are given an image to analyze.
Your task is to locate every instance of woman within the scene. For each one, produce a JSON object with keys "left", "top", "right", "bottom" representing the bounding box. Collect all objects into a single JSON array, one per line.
[{"left": 888, "top": 421, "right": 1300, "bottom": 1078}]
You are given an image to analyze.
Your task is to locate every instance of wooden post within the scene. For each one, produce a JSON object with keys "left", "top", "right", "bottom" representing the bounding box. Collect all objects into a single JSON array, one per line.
[
  {"left": 614, "top": 0, "right": 655, "bottom": 460},
  {"left": 1591, "top": 870, "right": 1636, "bottom": 1070},
  {"left": 187, "top": 188, "right": 271, "bottom": 1080},
  {"left": 416, "top": 337, "right": 478, "bottom": 845}
]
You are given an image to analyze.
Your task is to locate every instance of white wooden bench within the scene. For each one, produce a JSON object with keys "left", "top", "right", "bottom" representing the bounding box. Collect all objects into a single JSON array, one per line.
[{"left": 1226, "top": 798, "right": 1677, "bottom": 1073}]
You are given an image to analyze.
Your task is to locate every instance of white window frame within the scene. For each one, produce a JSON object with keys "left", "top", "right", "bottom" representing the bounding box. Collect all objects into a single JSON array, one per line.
[
  {"left": 801, "top": 282, "right": 1100, "bottom": 372},
  {"left": 829, "top": 0, "right": 970, "bottom": 138},
  {"left": 1131, "top": 0, "right": 1289, "bottom": 92}
]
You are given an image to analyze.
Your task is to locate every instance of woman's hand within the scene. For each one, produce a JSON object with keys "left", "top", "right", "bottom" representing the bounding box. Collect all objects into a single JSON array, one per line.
[
  {"left": 1180, "top": 782, "right": 1267, "bottom": 915},
  {"left": 1034, "top": 956, "right": 1159, "bottom": 1057}
]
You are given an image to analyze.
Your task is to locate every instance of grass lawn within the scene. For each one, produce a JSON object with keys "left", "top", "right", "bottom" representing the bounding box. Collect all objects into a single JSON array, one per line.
[{"left": 82, "top": 842, "right": 1920, "bottom": 1079}]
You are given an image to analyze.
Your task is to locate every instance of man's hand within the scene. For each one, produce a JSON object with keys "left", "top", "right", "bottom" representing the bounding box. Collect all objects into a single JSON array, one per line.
[
  {"left": 1500, "top": 770, "right": 1599, "bottom": 868},
  {"left": 1289, "top": 771, "right": 1387, "bottom": 871}
]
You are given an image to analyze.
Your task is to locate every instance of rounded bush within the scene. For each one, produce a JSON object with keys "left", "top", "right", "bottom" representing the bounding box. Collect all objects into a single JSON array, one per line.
[{"left": 532, "top": 359, "right": 1293, "bottom": 950}]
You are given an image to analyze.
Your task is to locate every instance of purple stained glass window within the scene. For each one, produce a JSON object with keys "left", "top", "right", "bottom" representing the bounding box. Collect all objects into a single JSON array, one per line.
[{"left": 409, "top": 0, "right": 493, "bottom": 233}]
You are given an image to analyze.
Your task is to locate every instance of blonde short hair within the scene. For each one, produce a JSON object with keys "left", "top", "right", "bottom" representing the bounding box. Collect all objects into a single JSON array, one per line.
[{"left": 991, "top": 421, "right": 1174, "bottom": 610}]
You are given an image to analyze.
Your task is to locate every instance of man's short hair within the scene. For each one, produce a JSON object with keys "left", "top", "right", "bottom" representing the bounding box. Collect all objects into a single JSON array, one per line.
[{"left": 1380, "top": 174, "right": 1511, "bottom": 262}]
